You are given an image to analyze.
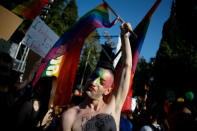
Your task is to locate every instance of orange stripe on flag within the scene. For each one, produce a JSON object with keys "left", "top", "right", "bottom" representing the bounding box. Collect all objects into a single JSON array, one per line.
[{"left": 53, "top": 42, "right": 83, "bottom": 106}]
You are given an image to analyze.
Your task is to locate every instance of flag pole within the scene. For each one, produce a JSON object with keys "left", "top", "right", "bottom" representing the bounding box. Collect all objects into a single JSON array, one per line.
[
  {"left": 112, "top": 49, "right": 121, "bottom": 61},
  {"left": 102, "top": 0, "right": 137, "bottom": 38}
]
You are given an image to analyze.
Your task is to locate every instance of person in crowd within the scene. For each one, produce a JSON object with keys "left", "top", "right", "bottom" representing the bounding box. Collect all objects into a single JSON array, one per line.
[
  {"left": 15, "top": 77, "right": 54, "bottom": 131},
  {"left": 62, "top": 22, "right": 133, "bottom": 131},
  {"left": 0, "top": 52, "right": 16, "bottom": 131},
  {"left": 12, "top": 59, "right": 41, "bottom": 113},
  {"left": 167, "top": 101, "right": 197, "bottom": 131},
  {"left": 120, "top": 112, "right": 133, "bottom": 131},
  {"left": 0, "top": 52, "right": 14, "bottom": 93},
  {"left": 131, "top": 94, "right": 149, "bottom": 131},
  {"left": 14, "top": 59, "right": 41, "bottom": 91},
  {"left": 140, "top": 102, "right": 165, "bottom": 131}
]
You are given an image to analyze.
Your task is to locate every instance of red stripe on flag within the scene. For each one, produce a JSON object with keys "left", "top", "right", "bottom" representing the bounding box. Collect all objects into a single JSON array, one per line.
[{"left": 53, "top": 42, "right": 83, "bottom": 106}]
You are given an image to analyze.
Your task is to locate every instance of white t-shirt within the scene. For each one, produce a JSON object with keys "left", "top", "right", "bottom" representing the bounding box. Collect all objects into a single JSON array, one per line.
[{"left": 140, "top": 124, "right": 161, "bottom": 131}]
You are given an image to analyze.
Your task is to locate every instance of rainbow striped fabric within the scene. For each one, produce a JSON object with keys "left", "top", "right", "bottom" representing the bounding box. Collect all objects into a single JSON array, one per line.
[
  {"left": 145, "top": 84, "right": 150, "bottom": 91},
  {"left": 12, "top": 0, "right": 49, "bottom": 19},
  {"left": 45, "top": 3, "right": 115, "bottom": 61},
  {"left": 32, "top": 2, "right": 116, "bottom": 94},
  {"left": 136, "top": 96, "right": 143, "bottom": 103},
  {"left": 130, "top": 0, "right": 162, "bottom": 73},
  {"left": 119, "top": 0, "right": 162, "bottom": 113}
]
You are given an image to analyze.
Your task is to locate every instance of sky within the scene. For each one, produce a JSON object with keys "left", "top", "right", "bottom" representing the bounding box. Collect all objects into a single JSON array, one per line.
[{"left": 76, "top": 0, "right": 173, "bottom": 62}]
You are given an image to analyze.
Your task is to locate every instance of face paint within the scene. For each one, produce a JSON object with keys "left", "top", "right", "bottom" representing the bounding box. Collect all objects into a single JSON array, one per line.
[{"left": 89, "top": 68, "right": 113, "bottom": 89}]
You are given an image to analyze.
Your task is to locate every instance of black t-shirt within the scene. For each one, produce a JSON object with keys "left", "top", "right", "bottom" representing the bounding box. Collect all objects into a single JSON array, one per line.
[{"left": 82, "top": 113, "right": 117, "bottom": 131}]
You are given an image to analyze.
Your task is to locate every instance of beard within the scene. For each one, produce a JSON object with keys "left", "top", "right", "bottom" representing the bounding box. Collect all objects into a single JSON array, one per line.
[{"left": 85, "top": 90, "right": 103, "bottom": 100}]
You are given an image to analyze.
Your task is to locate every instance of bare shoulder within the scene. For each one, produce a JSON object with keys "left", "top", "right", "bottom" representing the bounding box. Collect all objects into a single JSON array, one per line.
[
  {"left": 62, "top": 105, "right": 79, "bottom": 119},
  {"left": 62, "top": 106, "right": 80, "bottom": 131}
]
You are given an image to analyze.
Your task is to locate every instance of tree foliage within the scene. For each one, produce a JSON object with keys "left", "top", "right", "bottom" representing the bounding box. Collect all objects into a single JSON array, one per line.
[
  {"left": 74, "top": 30, "right": 101, "bottom": 89},
  {"left": 45, "top": 0, "right": 78, "bottom": 36},
  {"left": 133, "top": 0, "right": 197, "bottom": 101},
  {"left": 153, "top": 0, "right": 197, "bottom": 98},
  {"left": 0, "top": 0, "right": 26, "bottom": 10},
  {"left": 132, "top": 58, "right": 154, "bottom": 96}
]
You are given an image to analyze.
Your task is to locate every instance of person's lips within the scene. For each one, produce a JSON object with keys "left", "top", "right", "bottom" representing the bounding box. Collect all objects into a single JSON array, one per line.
[{"left": 88, "top": 86, "right": 96, "bottom": 92}]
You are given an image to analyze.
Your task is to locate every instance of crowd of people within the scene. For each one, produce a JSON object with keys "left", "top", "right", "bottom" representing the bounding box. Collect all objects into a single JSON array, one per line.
[{"left": 0, "top": 22, "right": 197, "bottom": 131}]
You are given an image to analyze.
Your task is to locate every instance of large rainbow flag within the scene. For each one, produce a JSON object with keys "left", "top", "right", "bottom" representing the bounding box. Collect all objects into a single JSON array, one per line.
[
  {"left": 115, "top": 0, "right": 162, "bottom": 112},
  {"left": 12, "top": 0, "right": 49, "bottom": 20},
  {"left": 33, "top": 3, "right": 117, "bottom": 105}
]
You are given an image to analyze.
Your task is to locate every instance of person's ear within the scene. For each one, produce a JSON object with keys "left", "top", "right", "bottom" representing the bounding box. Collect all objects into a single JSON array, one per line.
[{"left": 104, "top": 86, "right": 113, "bottom": 95}]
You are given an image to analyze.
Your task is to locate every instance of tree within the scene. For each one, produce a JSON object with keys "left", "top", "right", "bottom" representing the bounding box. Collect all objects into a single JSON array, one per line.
[
  {"left": 0, "top": 0, "right": 25, "bottom": 10},
  {"left": 132, "top": 58, "right": 154, "bottom": 96},
  {"left": 74, "top": 30, "right": 101, "bottom": 91},
  {"left": 45, "top": 0, "right": 78, "bottom": 36},
  {"left": 153, "top": 0, "right": 197, "bottom": 100}
]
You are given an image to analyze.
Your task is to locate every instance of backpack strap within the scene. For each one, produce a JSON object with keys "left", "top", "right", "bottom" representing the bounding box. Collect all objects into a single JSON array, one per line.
[{"left": 149, "top": 124, "right": 161, "bottom": 131}]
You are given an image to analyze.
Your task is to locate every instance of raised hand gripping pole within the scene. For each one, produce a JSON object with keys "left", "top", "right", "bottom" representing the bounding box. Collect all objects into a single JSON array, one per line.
[{"left": 102, "top": 0, "right": 137, "bottom": 39}]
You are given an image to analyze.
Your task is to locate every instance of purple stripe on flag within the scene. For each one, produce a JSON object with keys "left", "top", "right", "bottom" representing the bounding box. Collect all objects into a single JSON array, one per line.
[
  {"left": 132, "top": 50, "right": 140, "bottom": 73},
  {"left": 45, "top": 20, "right": 107, "bottom": 60}
]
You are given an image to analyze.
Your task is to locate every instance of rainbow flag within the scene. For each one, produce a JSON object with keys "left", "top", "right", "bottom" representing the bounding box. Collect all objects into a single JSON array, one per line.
[
  {"left": 144, "top": 84, "right": 150, "bottom": 91},
  {"left": 32, "top": 3, "right": 117, "bottom": 105},
  {"left": 130, "top": 0, "right": 162, "bottom": 73},
  {"left": 53, "top": 43, "right": 83, "bottom": 105},
  {"left": 44, "top": 3, "right": 116, "bottom": 61},
  {"left": 136, "top": 96, "right": 143, "bottom": 103},
  {"left": 12, "top": 0, "right": 49, "bottom": 20},
  {"left": 41, "top": 55, "right": 64, "bottom": 78},
  {"left": 115, "top": 0, "right": 162, "bottom": 113}
]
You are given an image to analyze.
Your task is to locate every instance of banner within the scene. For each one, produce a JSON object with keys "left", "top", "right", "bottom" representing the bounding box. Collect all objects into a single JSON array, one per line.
[
  {"left": 41, "top": 55, "right": 64, "bottom": 77},
  {"left": 21, "top": 16, "right": 59, "bottom": 57}
]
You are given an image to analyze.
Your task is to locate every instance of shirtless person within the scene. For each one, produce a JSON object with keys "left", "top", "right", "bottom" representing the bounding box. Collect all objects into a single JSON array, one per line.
[{"left": 62, "top": 22, "right": 132, "bottom": 131}]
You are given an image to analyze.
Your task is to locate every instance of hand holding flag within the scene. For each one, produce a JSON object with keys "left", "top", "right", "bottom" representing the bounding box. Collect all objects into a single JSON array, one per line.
[
  {"left": 112, "top": 0, "right": 162, "bottom": 113},
  {"left": 102, "top": 0, "right": 137, "bottom": 38},
  {"left": 32, "top": 2, "right": 118, "bottom": 106}
]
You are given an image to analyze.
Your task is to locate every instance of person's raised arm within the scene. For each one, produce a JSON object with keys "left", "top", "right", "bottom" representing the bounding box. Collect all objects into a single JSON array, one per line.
[{"left": 113, "top": 22, "right": 132, "bottom": 112}]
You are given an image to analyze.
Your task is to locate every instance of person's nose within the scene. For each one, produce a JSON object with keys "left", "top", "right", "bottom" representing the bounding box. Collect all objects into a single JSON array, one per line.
[{"left": 92, "top": 77, "right": 100, "bottom": 86}]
